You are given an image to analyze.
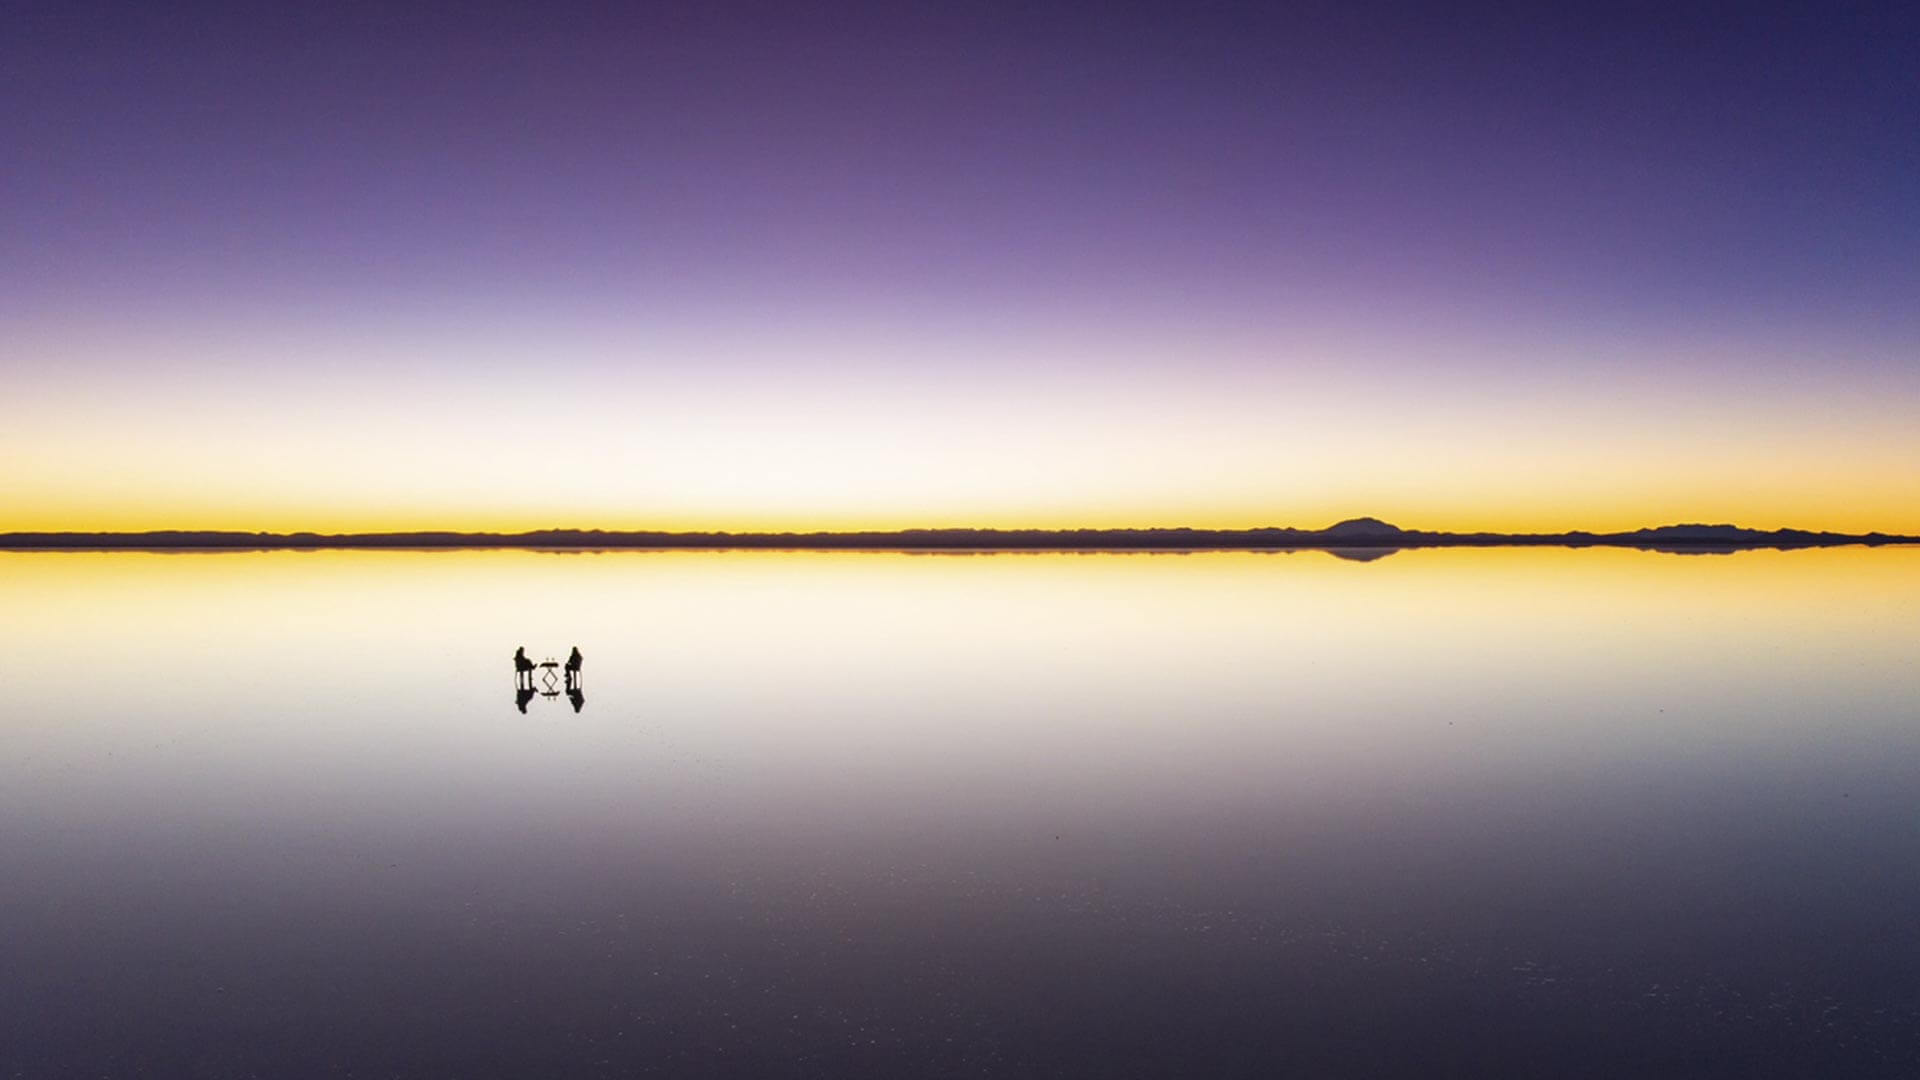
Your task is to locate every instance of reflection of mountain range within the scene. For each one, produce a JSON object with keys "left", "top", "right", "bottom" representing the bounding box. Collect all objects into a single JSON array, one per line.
[{"left": 2, "top": 519, "right": 1915, "bottom": 553}]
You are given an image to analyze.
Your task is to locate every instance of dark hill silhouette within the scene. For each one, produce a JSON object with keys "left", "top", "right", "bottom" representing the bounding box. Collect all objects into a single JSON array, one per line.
[
  {"left": 0, "top": 522, "right": 1913, "bottom": 553},
  {"left": 1631, "top": 523, "right": 1765, "bottom": 542},
  {"left": 1321, "top": 517, "right": 1405, "bottom": 540}
]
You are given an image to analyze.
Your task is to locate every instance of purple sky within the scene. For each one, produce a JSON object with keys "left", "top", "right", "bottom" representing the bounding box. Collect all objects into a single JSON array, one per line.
[{"left": 5, "top": 1, "right": 1918, "bottom": 530}]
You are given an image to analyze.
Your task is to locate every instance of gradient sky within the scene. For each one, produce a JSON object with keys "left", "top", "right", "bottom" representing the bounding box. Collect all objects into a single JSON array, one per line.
[{"left": 5, "top": 1, "right": 1917, "bottom": 532}]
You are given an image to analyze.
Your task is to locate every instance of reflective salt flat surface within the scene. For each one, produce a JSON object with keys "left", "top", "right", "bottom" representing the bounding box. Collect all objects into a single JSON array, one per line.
[{"left": 3, "top": 548, "right": 1919, "bottom": 1078}]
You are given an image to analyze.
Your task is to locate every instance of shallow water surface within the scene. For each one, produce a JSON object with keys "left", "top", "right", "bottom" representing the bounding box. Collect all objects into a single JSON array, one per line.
[{"left": 2, "top": 548, "right": 1918, "bottom": 1077}]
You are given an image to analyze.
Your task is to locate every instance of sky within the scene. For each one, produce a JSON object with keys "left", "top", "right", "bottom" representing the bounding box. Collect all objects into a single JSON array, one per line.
[{"left": 4, "top": 0, "right": 1917, "bottom": 533}]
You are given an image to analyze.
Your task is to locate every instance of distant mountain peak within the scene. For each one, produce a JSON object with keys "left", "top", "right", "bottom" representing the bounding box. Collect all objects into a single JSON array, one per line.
[
  {"left": 1632, "top": 523, "right": 1764, "bottom": 541},
  {"left": 1321, "top": 517, "right": 1404, "bottom": 538}
]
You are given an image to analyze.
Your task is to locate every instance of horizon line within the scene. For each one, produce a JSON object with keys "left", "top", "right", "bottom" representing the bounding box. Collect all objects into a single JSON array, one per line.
[{"left": 3, "top": 520, "right": 1917, "bottom": 553}]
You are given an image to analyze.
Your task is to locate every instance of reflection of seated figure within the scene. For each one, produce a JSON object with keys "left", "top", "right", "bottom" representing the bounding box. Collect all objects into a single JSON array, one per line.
[
  {"left": 515, "top": 685, "right": 535, "bottom": 713},
  {"left": 567, "top": 686, "right": 585, "bottom": 713}
]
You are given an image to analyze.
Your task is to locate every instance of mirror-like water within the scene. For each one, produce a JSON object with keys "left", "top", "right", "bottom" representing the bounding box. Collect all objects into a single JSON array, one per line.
[{"left": 3, "top": 549, "right": 1917, "bottom": 1077}]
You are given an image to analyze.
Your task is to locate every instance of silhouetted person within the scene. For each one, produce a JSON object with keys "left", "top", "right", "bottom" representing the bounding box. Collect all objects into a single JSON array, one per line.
[
  {"left": 567, "top": 687, "right": 585, "bottom": 713},
  {"left": 515, "top": 685, "right": 534, "bottom": 713},
  {"left": 514, "top": 646, "right": 535, "bottom": 688},
  {"left": 565, "top": 646, "right": 582, "bottom": 675}
]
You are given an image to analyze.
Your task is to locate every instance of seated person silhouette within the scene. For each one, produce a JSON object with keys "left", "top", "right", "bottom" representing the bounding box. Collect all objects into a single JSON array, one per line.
[
  {"left": 514, "top": 646, "right": 535, "bottom": 686},
  {"left": 564, "top": 646, "right": 583, "bottom": 688}
]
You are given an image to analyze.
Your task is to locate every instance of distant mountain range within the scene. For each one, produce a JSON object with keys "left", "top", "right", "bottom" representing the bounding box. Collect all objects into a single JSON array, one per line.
[{"left": 2, "top": 519, "right": 1914, "bottom": 553}]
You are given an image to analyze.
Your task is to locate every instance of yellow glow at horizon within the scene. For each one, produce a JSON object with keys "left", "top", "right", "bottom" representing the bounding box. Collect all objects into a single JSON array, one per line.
[
  {"left": 6, "top": 324, "right": 1918, "bottom": 535},
  {"left": 5, "top": 547, "right": 1917, "bottom": 658}
]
